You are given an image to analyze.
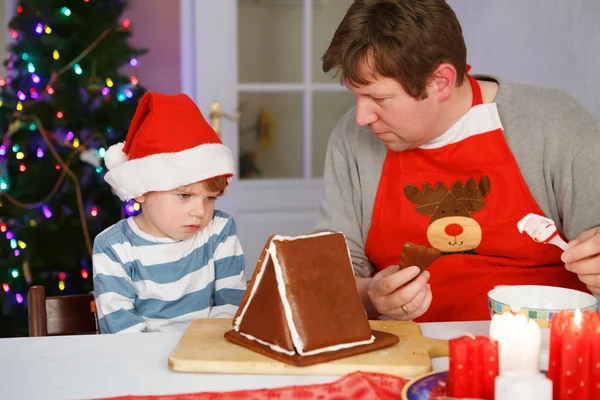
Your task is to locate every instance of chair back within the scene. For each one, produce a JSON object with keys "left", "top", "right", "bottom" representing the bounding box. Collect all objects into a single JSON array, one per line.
[{"left": 28, "top": 285, "right": 98, "bottom": 336}]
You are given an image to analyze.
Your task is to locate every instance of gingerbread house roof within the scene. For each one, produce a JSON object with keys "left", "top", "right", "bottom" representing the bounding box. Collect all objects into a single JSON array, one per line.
[{"left": 232, "top": 231, "right": 374, "bottom": 357}]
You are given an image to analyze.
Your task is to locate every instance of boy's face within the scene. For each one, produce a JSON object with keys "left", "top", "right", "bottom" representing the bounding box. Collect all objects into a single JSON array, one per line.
[
  {"left": 134, "top": 181, "right": 220, "bottom": 241},
  {"left": 346, "top": 57, "right": 444, "bottom": 152}
]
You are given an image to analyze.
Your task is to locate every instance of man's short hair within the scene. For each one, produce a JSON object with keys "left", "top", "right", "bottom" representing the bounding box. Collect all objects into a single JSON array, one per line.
[{"left": 322, "top": 0, "right": 467, "bottom": 99}]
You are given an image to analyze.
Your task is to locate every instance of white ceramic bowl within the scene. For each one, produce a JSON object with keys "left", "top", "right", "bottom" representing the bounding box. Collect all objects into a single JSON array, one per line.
[
  {"left": 488, "top": 285, "right": 598, "bottom": 370},
  {"left": 488, "top": 285, "right": 597, "bottom": 328}
]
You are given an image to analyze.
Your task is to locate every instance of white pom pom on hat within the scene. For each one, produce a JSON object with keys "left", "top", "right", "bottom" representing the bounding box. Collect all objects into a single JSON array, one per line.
[{"left": 103, "top": 142, "right": 127, "bottom": 170}]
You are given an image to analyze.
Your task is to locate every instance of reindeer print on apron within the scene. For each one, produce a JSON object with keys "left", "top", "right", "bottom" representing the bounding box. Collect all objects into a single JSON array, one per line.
[{"left": 404, "top": 177, "right": 490, "bottom": 255}]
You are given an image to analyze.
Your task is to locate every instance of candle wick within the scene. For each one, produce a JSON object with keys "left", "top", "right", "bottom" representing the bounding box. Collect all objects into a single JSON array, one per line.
[{"left": 464, "top": 332, "right": 476, "bottom": 340}]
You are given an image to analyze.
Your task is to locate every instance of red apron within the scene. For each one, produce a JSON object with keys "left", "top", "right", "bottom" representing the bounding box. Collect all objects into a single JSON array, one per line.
[{"left": 364, "top": 75, "right": 587, "bottom": 322}]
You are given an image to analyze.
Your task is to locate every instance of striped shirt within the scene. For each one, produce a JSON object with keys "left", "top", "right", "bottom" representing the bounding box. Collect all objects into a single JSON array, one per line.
[{"left": 92, "top": 210, "right": 246, "bottom": 334}]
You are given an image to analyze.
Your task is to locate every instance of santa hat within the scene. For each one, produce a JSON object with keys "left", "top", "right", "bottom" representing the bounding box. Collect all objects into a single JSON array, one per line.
[{"left": 103, "top": 92, "right": 234, "bottom": 201}]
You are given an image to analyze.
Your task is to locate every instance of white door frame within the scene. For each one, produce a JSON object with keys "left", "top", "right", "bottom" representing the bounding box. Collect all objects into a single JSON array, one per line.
[{"left": 178, "top": 0, "right": 329, "bottom": 272}]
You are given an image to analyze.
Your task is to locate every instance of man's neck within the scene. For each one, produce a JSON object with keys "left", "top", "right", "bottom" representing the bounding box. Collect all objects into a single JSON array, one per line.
[{"left": 479, "top": 79, "right": 499, "bottom": 103}]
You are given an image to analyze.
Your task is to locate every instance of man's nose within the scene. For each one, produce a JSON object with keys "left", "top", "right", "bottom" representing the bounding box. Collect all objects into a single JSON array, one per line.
[{"left": 355, "top": 100, "right": 378, "bottom": 126}]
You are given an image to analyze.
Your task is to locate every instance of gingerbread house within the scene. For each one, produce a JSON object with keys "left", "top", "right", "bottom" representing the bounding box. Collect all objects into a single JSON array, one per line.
[{"left": 224, "top": 231, "right": 398, "bottom": 367}]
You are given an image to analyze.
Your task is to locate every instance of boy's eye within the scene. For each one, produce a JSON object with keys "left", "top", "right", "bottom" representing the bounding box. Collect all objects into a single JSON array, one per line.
[
  {"left": 179, "top": 194, "right": 191, "bottom": 199},
  {"left": 206, "top": 196, "right": 217, "bottom": 202}
]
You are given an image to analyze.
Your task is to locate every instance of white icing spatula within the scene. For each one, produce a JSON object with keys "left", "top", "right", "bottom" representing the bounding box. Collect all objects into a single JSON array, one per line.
[{"left": 517, "top": 213, "right": 569, "bottom": 251}]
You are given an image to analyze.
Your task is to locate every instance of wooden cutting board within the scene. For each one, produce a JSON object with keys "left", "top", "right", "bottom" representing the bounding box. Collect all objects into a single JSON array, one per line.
[{"left": 168, "top": 319, "right": 448, "bottom": 378}]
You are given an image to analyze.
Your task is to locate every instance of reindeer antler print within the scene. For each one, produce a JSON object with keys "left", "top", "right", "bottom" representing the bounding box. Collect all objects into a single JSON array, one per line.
[
  {"left": 450, "top": 176, "right": 491, "bottom": 213},
  {"left": 403, "top": 182, "right": 449, "bottom": 216}
]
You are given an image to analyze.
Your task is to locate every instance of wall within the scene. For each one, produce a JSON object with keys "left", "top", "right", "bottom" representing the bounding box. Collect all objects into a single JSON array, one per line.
[
  {"left": 0, "top": 0, "right": 17, "bottom": 79},
  {"left": 448, "top": 0, "right": 600, "bottom": 119},
  {"left": 127, "top": 0, "right": 181, "bottom": 95},
  {"left": 0, "top": 3, "right": 8, "bottom": 78}
]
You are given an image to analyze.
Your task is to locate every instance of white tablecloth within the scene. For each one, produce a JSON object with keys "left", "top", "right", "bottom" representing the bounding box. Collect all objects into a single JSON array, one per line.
[{"left": 0, "top": 320, "right": 490, "bottom": 400}]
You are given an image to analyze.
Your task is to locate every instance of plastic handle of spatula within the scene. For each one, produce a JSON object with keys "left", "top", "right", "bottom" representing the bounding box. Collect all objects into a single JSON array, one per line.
[{"left": 548, "top": 235, "right": 569, "bottom": 251}]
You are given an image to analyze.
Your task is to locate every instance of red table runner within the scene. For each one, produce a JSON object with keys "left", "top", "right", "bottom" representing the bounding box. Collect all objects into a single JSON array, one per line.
[{"left": 99, "top": 371, "right": 409, "bottom": 400}]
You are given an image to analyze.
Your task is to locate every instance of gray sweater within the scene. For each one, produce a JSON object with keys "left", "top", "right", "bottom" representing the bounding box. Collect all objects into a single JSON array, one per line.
[{"left": 315, "top": 76, "right": 600, "bottom": 278}]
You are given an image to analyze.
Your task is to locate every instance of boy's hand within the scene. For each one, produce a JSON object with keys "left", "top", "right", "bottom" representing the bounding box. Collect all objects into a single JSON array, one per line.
[
  {"left": 367, "top": 265, "right": 432, "bottom": 321},
  {"left": 562, "top": 227, "right": 600, "bottom": 295}
]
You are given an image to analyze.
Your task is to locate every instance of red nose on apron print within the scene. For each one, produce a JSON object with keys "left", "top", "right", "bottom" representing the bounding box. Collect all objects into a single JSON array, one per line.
[
  {"left": 404, "top": 176, "right": 491, "bottom": 254},
  {"left": 444, "top": 223, "right": 464, "bottom": 237}
]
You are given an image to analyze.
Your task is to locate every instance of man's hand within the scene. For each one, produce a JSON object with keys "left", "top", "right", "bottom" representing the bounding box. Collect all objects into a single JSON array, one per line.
[
  {"left": 366, "top": 265, "right": 432, "bottom": 321},
  {"left": 562, "top": 227, "right": 600, "bottom": 295}
]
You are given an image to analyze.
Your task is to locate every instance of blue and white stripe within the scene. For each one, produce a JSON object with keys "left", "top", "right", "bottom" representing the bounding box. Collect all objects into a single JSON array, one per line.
[{"left": 93, "top": 210, "right": 246, "bottom": 334}]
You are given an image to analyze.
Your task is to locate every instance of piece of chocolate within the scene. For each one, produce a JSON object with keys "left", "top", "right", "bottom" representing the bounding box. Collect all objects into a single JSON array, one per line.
[{"left": 399, "top": 242, "right": 441, "bottom": 273}]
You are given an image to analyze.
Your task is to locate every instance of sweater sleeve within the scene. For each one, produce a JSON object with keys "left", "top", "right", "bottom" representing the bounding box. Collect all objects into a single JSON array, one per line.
[
  {"left": 209, "top": 215, "right": 247, "bottom": 318},
  {"left": 314, "top": 118, "right": 375, "bottom": 278},
  {"left": 92, "top": 236, "right": 146, "bottom": 334},
  {"left": 562, "top": 111, "right": 600, "bottom": 240}
]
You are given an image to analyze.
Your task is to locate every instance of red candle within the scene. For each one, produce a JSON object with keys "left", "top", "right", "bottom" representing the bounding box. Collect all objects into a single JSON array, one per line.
[
  {"left": 589, "top": 313, "right": 600, "bottom": 398},
  {"left": 449, "top": 335, "right": 499, "bottom": 400},
  {"left": 548, "top": 311, "right": 569, "bottom": 400},
  {"left": 548, "top": 309, "right": 599, "bottom": 400},
  {"left": 559, "top": 311, "right": 591, "bottom": 399},
  {"left": 449, "top": 336, "right": 471, "bottom": 398},
  {"left": 479, "top": 336, "right": 500, "bottom": 398}
]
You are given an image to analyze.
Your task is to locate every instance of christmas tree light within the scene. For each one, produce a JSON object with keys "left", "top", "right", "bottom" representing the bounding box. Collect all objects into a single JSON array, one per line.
[{"left": 0, "top": 0, "right": 147, "bottom": 337}]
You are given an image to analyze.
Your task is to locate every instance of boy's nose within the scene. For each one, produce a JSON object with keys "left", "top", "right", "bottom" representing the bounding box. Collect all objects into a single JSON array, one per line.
[{"left": 190, "top": 203, "right": 205, "bottom": 217}]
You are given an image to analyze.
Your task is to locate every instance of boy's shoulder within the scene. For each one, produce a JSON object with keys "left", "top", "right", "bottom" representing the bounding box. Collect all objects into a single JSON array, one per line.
[
  {"left": 203, "top": 209, "right": 236, "bottom": 236},
  {"left": 93, "top": 219, "right": 134, "bottom": 249},
  {"left": 213, "top": 209, "right": 233, "bottom": 222}
]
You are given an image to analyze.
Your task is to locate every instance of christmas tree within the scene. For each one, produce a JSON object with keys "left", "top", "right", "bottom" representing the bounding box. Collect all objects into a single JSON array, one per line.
[{"left": 0, "top": 0, "right": 147, "bottom": 337}]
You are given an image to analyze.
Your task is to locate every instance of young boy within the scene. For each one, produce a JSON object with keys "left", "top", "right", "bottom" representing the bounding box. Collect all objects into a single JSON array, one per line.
[{"left": 93, "top": 92, "right": 246, "bottom": 334}]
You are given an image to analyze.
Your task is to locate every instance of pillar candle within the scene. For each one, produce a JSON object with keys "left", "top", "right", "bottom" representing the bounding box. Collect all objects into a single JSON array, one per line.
[
  {"left": 559, "top": 310, "right": 592, "bottom": 399},
  {"left": 590, "top": 312, "right": 600, "bottom": 398},
  {"left": 478, "top": 336, "right": 499, "bottom": 398},
  {"left": 448, "top": 335, "right": 498, "bottom": 400},
  {"left": 490, "top": 312, "right": 551, "bottom": 400},
  {"left": 548, "top": 310, "right": 569, "bottom": 400},
  {"left": 547, "top": 309, "right": 599, "bottom": 400},
  {"left": 489, "top": 312, "right": 541, "bottom": 375},
  {"left": 448, "top": 336, "right": 471, "bottom": 398}
]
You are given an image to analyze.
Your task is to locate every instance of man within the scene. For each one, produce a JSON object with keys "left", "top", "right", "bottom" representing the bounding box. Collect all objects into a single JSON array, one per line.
[{"left": 316, "top": 0, "right": 600, "bottom": 322}]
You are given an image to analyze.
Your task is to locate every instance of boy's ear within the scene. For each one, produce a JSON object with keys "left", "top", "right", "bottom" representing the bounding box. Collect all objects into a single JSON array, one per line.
[{"left": 134, "top": 194, "right": 146, "bottom": 203}]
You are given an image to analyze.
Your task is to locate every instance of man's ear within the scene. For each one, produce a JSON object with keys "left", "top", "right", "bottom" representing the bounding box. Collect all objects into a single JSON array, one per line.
[{"left": 428, "top": 63, "right": 458, "bottom": 103}]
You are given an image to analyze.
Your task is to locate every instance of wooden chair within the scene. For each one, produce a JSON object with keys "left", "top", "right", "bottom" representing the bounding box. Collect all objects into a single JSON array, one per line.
[{"left": 27, "top": 285, "right": 99, "bottom": 336}]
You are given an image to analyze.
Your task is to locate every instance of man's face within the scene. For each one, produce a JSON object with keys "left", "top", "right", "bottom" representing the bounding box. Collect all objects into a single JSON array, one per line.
[{"left": 346, "top": 58, "right": 442, "bottom": 152}]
